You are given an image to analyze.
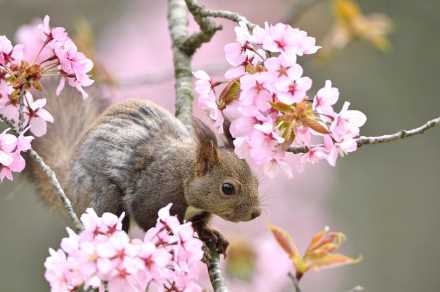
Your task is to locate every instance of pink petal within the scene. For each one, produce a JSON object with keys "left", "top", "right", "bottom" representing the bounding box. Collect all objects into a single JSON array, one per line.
[
  {"left": 38, "top": 108, "right": 54, "bottom": 123},
  {"left": 30, "top": 117, "right": 48, "bottom": 137},
  {"left": 0, "top": 151, "right": 13, "bottom": 166},
  {"left": 56, "top": 78, "right": 65, "bottom": 96}
]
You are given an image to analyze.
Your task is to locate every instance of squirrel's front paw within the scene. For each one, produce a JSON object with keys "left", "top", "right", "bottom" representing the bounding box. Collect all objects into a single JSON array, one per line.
[{"left": 198, "top": 228, "right": 229, "bottom": 259}]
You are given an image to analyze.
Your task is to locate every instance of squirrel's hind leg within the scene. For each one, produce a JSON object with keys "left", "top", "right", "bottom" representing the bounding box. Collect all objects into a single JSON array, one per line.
[{"left": 89, "top": 182, "right": 130, "bottom": 232}]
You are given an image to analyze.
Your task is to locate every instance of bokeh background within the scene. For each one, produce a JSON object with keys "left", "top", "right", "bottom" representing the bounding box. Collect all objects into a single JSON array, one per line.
[{"left": 1, "top": 0, "right": 439, "bottom": 291}]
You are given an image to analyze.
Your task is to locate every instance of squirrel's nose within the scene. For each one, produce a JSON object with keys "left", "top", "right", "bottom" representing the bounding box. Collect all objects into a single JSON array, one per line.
[{"left": 250, "top": 209, "right": 261, "bottom": 220}]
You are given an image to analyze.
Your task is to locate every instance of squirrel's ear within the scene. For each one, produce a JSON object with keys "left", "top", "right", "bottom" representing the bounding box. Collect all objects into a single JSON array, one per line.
[
  {"left": 193, "top": 118, "right": 219, "bottom": 176},
  {"left": 222, "top": 117, "right": 234, "bottom": 149}
]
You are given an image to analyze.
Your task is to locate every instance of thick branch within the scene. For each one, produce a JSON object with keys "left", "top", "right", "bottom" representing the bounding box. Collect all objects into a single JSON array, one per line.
[
  {"left": 206, "top": 250, "right": 228, "bottom": 292},
  {"left": 167, "top": 0, "right": 194, "bottom": 126},
  {"left": 288, "top": 116, "right": 440, "bottom": 154},
  {"left": 167, "top": 1, "right": 228, "bottom": 291}
]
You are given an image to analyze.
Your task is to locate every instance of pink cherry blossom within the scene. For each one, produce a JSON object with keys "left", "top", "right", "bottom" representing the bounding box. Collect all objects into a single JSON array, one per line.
[
  {"left": 0, "top": 36, "right": 23, "bottom": 65},
  {"left": 323, "top": 134, "right": 358, "bottom": 166},
  {"left": 313, "top": 80, "right": 339, "bottom": 116},
  {"left": 0, "top": 130, "right": 33, "bottom": 181},
  {"left": 194, "top": 21, "right": 367, "bottom": 177},
  {"left": 39, "top": 15, "right": 69, "bottom": 46},
  {"left": 239, "top": 72, "right": 273, "bottom": 111},
  {"left": 23, "top": 92, "right": 54, "bottom": 137},
  {"left": 330, "top": 101, "right": 367, "bottom": 141},
  {"left": 264, "top": 54, "right": 303, "bottom": 83},
  {"left": 193, "top": 70, "right": 225, "bottom": 133},
  {"left": 54, "top": 39, "right": 94, "bottom": 98},
  {"left": 224, "top": 42, "right": 246, "bottom": 67},
  {"left": 45, "top": 204, "right": 204, "bottom": 292},
  {"left": 275, "top": 76, "right": 312, "bottom": 104},
  {"left": 263, "top": 23, "right": 320, "bottom": 56},
  {"left": 44, "top": 249, "right": 81, "bottom": 292}
]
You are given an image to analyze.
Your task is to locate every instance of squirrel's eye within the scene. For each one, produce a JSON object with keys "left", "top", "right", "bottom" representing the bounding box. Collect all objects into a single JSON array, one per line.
[{"left": 221, "top": 182, "right": 235, "bottom": 195}]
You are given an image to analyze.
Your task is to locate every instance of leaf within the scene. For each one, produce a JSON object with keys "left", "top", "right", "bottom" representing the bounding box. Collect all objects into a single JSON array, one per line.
[
  {"left": 306, "top": 229, "right": 345, "bottom": 258},
  {"left": 309, "top": 254, "right": 362, "bottom": 272},
  {"left": 218, "top": 80, "right": 240, "bottom": 110},
  {"left": 302, "top": 117, "right": 329, "bottom": 134},
  {"left": 271, "top": 102, "right": 294, "bottom": 113},
  {"left": 269, "top": 225, "right": 301, "bottom": 261},
  {"left": 280, "top": 120, "right": 297, "bottom": 149}
]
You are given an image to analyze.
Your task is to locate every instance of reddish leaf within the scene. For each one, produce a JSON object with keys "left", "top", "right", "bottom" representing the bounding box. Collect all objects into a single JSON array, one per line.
[{"left": 269, "top": 225, "right": 300, "bottom": 260}]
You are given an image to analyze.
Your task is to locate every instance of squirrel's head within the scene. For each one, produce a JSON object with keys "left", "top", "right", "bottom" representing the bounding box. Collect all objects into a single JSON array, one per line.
[{"left": 185, "top": 118, "right": 261, "bottom": 222}]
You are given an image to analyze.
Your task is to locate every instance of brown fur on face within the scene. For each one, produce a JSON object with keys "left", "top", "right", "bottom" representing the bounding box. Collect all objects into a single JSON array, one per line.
[{"left": 185, "top": 119, "right": 261, "bottom": 222}]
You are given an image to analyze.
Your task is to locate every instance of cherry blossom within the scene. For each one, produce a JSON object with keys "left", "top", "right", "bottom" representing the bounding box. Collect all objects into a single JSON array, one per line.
[
  {"left": 0, "top": 36, "right": 23, "bottom": 65},
  {"left": 194, "top": 21, "right": 367, "bottom": 176},
  {"left": 313, "top": 80, "right": 339, "bottom": 116},
  {"left": 44, "top": 204, "right": 204, "bottom": 292},
  {"left": 275, "top": 76, "right": 312, "bottom": 105},
  {"left": 0, "top": 129, "right": 33, "bottom": 181},
  {"left": 54, "top": 39, "right": 94, "bottom": 98},
  {"left": 23, "top": 93, "right": 54, "bottom": 137},
  {"left": 262, "top": 23, "right": 320, "bottom": 56},
  {"left": 330, "top": 101, "right": 367, "bottom": 141}
]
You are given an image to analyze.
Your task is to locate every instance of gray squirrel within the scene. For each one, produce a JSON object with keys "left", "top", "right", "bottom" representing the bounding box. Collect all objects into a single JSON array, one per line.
[{"left": 30, "top": 86, "right": 261, "bottom": 254}]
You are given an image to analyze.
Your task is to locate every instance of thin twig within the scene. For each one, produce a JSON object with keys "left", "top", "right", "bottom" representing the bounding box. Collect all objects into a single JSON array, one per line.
[
  {"left": 182, "top": 0, "right": 223, "bottom": 55},
  {"left": 288, "top": 272, "right": 302, "bottom": 292},
  {"left": 167, "top": 1, "right": 228, "bottom": 292},
  {"left": 17, "top": 89, "right": 28, "bottom": 133},
  {"left": 183, "top": 0, "right": 256, "bottom": 29},
  {"left": 1, "top": 113, "right": 83, "bottom": 232},
  {"left": 288, "top": 116, "right": 440, "bottom": 154},
  {"left": 28, "top": 149, "right": 83, "bottom": 231}
]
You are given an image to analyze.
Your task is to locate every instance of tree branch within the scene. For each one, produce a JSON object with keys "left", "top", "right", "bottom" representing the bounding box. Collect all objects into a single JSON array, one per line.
[
  {"left": 167, "top": 1, "right": 228, "bottom": 291},
  {"left": 28, "top": 149, "right": 83, "bottom": 231},
  {"left": 182, "top": 0, "right": 223, "bottom": 55},
  {"left": 206, "top": 250, "right": 228, "bottom": 292},
  {"left": 0, "top": 115, "right": 83, "bottom": 231},
  {"left": 167, "top": 0, "right": 194, "bottom": 127},
  {"left": 183, "top": 0, "right": 256, "bottom": 29},
  {"left": 288, "top": 116, "right": 440, "bottom": 154}
]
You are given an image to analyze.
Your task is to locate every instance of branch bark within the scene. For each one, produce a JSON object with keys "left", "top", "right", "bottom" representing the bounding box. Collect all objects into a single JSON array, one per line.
[
  {"left": 288, "top": 116, "right": 440, "bottom": 154},
  {"left": 167, "top": 1, "right": 228, "bottom": 291},
  {"left": 183, "top": 0, "right": 256, "bottom": 29},
  {"left": 28, "top": 149, "right": 83, "bottom": 231},
  {"left": 182, "top": 0, "right": 222, "bottom": 55}
]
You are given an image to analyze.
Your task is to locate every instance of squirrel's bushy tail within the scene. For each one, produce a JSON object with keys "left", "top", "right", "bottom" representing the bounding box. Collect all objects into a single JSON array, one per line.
[{"left": 29, "top": 82, "right": 108, "bottom": 210}]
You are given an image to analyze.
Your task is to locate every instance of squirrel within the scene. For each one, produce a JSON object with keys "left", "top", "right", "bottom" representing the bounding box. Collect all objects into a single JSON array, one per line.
[{"left": 30, "top": 85, "right": 261, "bottom": 254}]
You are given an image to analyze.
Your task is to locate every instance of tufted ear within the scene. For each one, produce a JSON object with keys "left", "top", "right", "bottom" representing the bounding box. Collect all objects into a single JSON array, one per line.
[
  {"left": 222, "top": 117, "right": 235, "bottom": 149},
  {"left": 192, "top": 118, "right": 219, "bottom": 176}
]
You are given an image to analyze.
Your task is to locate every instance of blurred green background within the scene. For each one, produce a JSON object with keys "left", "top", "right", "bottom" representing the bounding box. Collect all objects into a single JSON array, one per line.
[{"left": 0, "top": 0, "right": 439, "bottom": 291}]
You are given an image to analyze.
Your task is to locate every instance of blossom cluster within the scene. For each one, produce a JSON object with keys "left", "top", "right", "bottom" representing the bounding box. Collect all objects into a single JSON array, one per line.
[
  {"left": 44, "top": 204, "right": 204, "bottom": 292},
  {"left": 194, "top": 22, "right": 367, "bottom": 177},
  {"left": 0, "top": 129, "right": 33, "bottom": 180},
  {"left": 0, "top": 15, "right": 93, "bottom": 181}
]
